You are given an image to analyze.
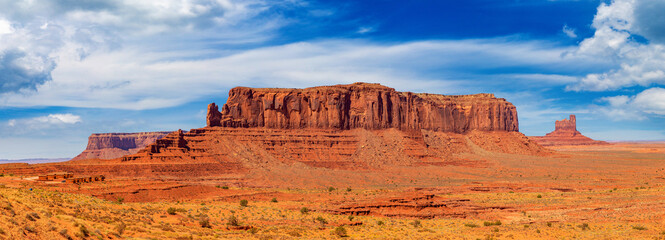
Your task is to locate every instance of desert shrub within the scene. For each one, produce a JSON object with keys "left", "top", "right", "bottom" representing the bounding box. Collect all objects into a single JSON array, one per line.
[
  {"left": 248, "top": 227, "right": 258, "bottom": 234},
  {"left": 346, "top": 187, "right": 352, "bottom": 192},
  {"left": 0, "top": 173, "right": 3, "bottom": 177},
  {"left": 332, "top": 226, "right": 348, "bottom": 237},
  {"left": 464, "top": 223, "right": 479, "bottom": 228},
  {"left": 26, "top": 212, "right": 40, "bottom": 221},
  {"left": 79, "top": 225, "right": 90, "bottom": 237},
  {"left": 240, "top": 199, "right": 248, "bottom": 207},
  {"left": 116, "top": 197, "right": 124, "bottom": 204},
  {"left": 24, "top": 225, "right": 36, "bottom": 233},
  {"left": 0, "top": 227, "right": 5, "bottom": 235},
  {"left": 167, "top": 207, "right": 177, "bottom": 215},
  {"left": 300, "top": 207, "right": 309, "bottom": 214},
  {"left": 270, "top": 198, "right": 278, "bottom": 203},
  {"left": 315, "top": 216, "right": 328, "bottom": 225},
  {"left": 227, "top": 215, "right": 239, "bottom": 226},
  {"left": 328, "top": 187, "right": 335, "bottom": 192},
  {"left": 546, "top": 222, "right": 552, "bottom": 227},
  {"left": 376, "top": 220, "right": 384, "bottom": 226},
  {"left": 59, "top": 229, "right": 72, "bottom": 240},
  {"left": 484, "top": 220, "right": 502, "bottom": 226},
  {"left": 410, "top": 220, "right": 421, "bottom": 228},
  {"left": 578, "top": 223, "right": 590, "bottom": 230},
  {"left": 287, "top": 230, "right": 302, "bottom": 237},
  {"left": 632, "top": 225, "right": 647, "bottom": 231},
  {"left": 199, "top": 216, "right": 211, "bottom": 228},
  {"left": 115, "top": 222, "right": 126, "bottom": 235},
  {"left": 222, "top": 186, "right": 229, "bottom": 189},
  {"left": 537, "top": 194, "right": 542, "bottom": 198},
  {"left": 348, "top": 216, "right": 354, "bottom": 221}
]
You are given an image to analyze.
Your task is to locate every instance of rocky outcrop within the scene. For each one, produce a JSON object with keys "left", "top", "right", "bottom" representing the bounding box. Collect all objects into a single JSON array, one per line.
[
  {"left": 530, "top": 115, "right": 608, "bottom": 146},
  {"left": 209, "top": 83, "right": 518, "bottom": 133},
  {"left": 72, "top": 132, "right": 171, "bottom": 160}
]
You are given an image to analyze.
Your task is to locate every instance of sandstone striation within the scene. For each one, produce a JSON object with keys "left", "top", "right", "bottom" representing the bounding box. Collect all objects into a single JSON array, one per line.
[
  {"left": 72, "top": 132, "right": 172, "bottom": 160},
  {"left": 209, "top": 83, "right": 519, "bottom": 133},
  {"left": 530, "top": 115, "right": 608, "bottom": 146}
]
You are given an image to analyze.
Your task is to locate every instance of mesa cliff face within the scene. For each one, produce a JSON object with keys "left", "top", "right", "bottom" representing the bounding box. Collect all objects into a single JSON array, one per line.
[
  {"left": 530, "top": 115, "right": 608, "bottom": 146},
  {"left": 208, "top": 83, "right": 518, "bottom": 133},
  {"left": 72, "top": 132, "right": 172, "bottom": 160}
]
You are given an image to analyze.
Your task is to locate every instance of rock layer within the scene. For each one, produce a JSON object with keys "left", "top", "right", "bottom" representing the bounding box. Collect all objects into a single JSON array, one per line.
[
  {"left": 530, "top": 115, "right": 608, "bottom": 146},
  {"left": 209, "top": 83, "right": 519, "bottom": 133},
  {"left": 72, "top": 132, "right": 172, "bottom": 160}
]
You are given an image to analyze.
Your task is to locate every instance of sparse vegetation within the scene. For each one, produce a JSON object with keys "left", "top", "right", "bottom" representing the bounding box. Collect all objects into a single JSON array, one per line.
[
  {"left": 227, "top": 215, "right": 239, "bottom": 226},
  {"left": 240, "top": 199, "right": 248, "bottom": 207},
  {"left": 167, "top": 207, "right": 177, "bottom": 215},
  {"left": 578, "top": 223, "right": 590, "bottom": 230},
  {"left": 300, "top": 207, "right": 310, "bottom": 214},
  {"left": 328, "top": 187, "right": 335, "bottom": 192},
  {"left": 377, "top": 220, "right": 384, "bottom": 226},
  {"left": 199, "top": 216, "right": 212, "bottom": 228},
  {"left": 115, "top": 222, "right": 126, "bottom": 235},
  {"left": 411, "top": 220, "right": 422, "bottom": 228},
  {"left": 332, "top": 226, "right": 348, "bottom": 237},
  {"left": 484, "top": 220, "right": 502, "bottom": 226},
  {"left": 465, "top": 223, "right": 479, "bottom": 228},
  {"left": 270, "top": 197, "right": 278, "bottom": 203},
  {"left": 632, "top": 225, "right": 647, "bottom": 231},
  {"left": 315, "top": 216, "right": 328, "bottom": 225},
  {"left": 537, "top": 194, "right": 542, "bottom": 198}
]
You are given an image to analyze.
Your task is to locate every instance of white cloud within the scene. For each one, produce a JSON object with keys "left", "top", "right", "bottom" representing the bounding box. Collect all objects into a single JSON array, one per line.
[
  {"left": 5, "top": 113, "right": 81, "bottom": 133},
  {"left": 0, "top": 18, "right": 13, "bottom": 34},
  {"left": 357, "top": 26, "right": 374, "bottom": 34},
  {"left": 596, "top": 87, "right": 665, "bottom": 120},
  {"left": 568, "top": 0, "right": 665, "bottom": 91},
  {"left": 0, "top": 0, "right": 293, "bottom": 94},
  {"left": 562, "top": 24, "right": 577, "bottom": 38},
  {"left": 0, "top": 38, "right": 582, "bottom": 109}
]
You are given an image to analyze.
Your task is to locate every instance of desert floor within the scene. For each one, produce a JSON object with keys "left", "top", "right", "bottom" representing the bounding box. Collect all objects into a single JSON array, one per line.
[{"left": 1, "top": 142, "right": 665, "bottom": 239}]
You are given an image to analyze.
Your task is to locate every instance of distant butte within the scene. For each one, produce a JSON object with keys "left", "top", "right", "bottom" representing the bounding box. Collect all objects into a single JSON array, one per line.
[
  {"left": 530, "top": 115, "right": 608, "bottom": 146},
  {"left": 72, "top": 132, "right": 171, "bottom": 160}
]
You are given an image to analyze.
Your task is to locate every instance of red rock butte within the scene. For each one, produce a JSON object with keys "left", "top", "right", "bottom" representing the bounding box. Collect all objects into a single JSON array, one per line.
[
  {"left": 207, "top": 82, "right": 519, "bottom": 133},
  {"left": 72, "top": 132, "right": 171, "bottom": 160},
  {"left": 530, "top": 115, "right": 608, "bottom": 146}
]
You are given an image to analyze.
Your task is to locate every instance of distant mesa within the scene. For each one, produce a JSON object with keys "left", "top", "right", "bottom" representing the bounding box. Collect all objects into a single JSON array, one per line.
[
  {"left": 72, "top": 132, "right": 172, "bottom": 160},
  {"left": 530, "top": 115, "right": 608, "bottom": 146}
]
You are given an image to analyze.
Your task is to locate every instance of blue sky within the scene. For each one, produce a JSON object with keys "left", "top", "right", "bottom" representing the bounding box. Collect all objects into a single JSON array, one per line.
[{"left": 1, "top": 0, "right": 665, "bottom": 159}]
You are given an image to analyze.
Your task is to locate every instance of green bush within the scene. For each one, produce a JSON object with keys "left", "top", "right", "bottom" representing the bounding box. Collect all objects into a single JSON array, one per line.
[
  {"left": 239, "top": 199, "right": 248, "bottom": 207},
  {"left": 227, "top": 215, "right": 239, "bottom": 226},
  {"left": 315, "top": 216, "right": 328, "bottom": 225},
  {"left": 377, "top": 220, "right": 384, "bottom": 226},
  {"left": 270, "top": 198, "right": 278, "bottom": 203},
  {"left": 410, "top": 220, "right": 421, "bottom": 228},
  {"left": 300, "top": 207, "right": 309, "bottom": 214},
  {"left": 328, "top": 187, "right": 335, "bottom": 192},
  {"left": 332, "top": 226, "right": 348, "bottom": 237},
  {"left": 199, "top": 216, "right": 211, "bottom": 228},
  {"left": 464, "top": 223, "right": 479, "bottom": 228},
  {"left": 483, "top": 220, "right": 502, "bottom": 226},
  {"left": 167, "top": 207, "right": 177, "bottom": 215}
]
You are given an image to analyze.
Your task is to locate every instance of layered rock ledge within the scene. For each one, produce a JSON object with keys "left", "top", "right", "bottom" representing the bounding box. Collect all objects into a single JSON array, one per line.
[{"left": 207, "top": 82, "right": 518, "bottom": 133}]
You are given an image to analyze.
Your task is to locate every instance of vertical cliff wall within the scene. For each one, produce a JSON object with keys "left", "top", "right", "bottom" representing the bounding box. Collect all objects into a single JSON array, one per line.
[{"left": 207, "top": 83, "right": 518, "bottom": 133}]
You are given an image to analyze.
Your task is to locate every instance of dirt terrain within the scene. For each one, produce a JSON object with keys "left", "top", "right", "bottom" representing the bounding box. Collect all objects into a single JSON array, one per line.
[{"left": 1, "top": 142, "right": 664, "bottom": 239}]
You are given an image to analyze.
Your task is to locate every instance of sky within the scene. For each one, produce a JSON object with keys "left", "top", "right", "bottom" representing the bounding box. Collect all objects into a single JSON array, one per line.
[{"left": 1, "top": 0, "right": 664, "bottom": 159}]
